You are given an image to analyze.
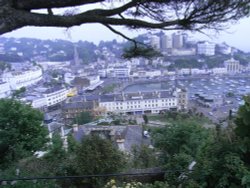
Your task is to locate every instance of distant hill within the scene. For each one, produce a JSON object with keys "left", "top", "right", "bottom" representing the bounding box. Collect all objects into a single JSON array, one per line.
[{"left": 0, "top": 37, "right": 125, "bottom": 63}]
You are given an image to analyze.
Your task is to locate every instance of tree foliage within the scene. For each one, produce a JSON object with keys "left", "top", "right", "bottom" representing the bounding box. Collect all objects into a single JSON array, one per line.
[
  {"left": 123, "top": 45, "right": 162, "bottom": 59},
  {"left": 75, "top": 135, "right": 125, "bottom": 175},
  {"left": 153, "top": 119, "right": 210, "bottom": 159},
  {"left": 12, "top": 86, "right": 26, "bottom": 98},
  {"left": 74, "top": 111, "right": 93, "bottom": 125},
  {"left": 234, "top": 96, "right": 250, "bottom": 165},
  {"left": 1, "top": 1, "right": 250, "bottom": 39},
  {"left": 130, "top": 145, "right": 158, "bottom": 169},
  {"left": 0, "top": 99, "right": 48, "bottom": 167}
]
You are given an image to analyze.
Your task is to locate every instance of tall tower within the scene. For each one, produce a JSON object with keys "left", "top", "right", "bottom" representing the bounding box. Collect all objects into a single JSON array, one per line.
[
  {"left": 73, "top": 45, "right": 80, "bottom": 66},
  {"left": 172, "top": 32, "right": 183, "bottom": 49}
]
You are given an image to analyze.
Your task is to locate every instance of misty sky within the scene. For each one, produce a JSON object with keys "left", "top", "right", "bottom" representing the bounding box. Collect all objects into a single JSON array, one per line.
[{"left": 3, "top": 16, "right": 250, "bottom": 52}]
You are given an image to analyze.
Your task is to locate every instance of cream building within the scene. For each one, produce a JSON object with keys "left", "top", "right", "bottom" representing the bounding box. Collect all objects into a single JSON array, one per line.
[
  {"left": 99, "top": 89, "right": 188, "bottom": 114},
  {"left": 2, "top": 67, "right": 42, "bottom": 90}
]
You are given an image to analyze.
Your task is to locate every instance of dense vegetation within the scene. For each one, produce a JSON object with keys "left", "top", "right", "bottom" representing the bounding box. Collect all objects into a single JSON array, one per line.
[{"left": 1, "top": 98, "right": 250, "bottom": 187}]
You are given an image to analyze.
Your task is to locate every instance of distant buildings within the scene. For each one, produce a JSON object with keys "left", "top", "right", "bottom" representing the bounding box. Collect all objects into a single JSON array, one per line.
[
  {"left": 160, "top": 34, "right": 172, "bottom": 53},
  {"left": 73, "top": 75, "right": 103, "bottom": 92},
  {"left": 172, "top": 32, "right": 184, "bottom": 49},
  {"left": 150, "top": 35, "right": 161, "bottom": 50},
  {"left": 131, "top": 69, "right": 161, "bottom": 79},
  {"left": 99, "top": 65, "right": 131, "bottom": 79},
  {"left": 197, "top": 42, "right": 215, "bottom": 56},
  {"left": 211, "top": 68, "right": 227, "bottom": 75},
  {"left": 216, "top": 43, "right": 232, "bottom": 55},
  {"left": 194, "top": 93, "right": 224, "bottom": 108},
  {"left": 43, "top": 87, "right": 68, "bottom": 107},
  {"left": 1, "top": 66, "right": 42, "bottom": 90},
  {"left": 25, "top": 86, "right": 70, "bottom": 109},
  {"left": 99, "top": 89, "right": 188, "bottom": 114},
  {"left": 224, "top": 58, "right": 241, "bottom": 74}
]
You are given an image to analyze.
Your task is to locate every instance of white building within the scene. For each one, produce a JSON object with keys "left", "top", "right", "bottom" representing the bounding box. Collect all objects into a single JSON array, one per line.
[
  {"left": 0, "top": 81, "right": 11, "bottom": 98},
  {"left": 98, "top": 69, "right": 107, "bottom": 78},
  {"left": 191, "top": 68, "right": 202, "bottom": 75},
  {"left": 197, "top": 42, "right": 215, "bottom": 56},
  {"left": 171, "top": 48, "right": 196, "bottom": 56},
  {"left": 64, "top": 72, "right": 75, "bottom": 84},
  {"left": 160, "top": 34, "right": 172, "bottom": 53},
  {"left": 224, "top": 58, "right": 241, "bottom": 74},
  {"left": 151, "top": 35, "right": 161, "bottom": 50},
  {"left": 28, "top": 97, "right": 47, "bottom": 109},
  {"left": 85, "top": 75, "right": 104, "bottom": 90},
  {"left": 179, "top": 68, "right": 191, "bottom": 75},
  {"left": 25, "top": 87, "right": 70, "bottom": 109},
  {"left": 132, "top": 69, "right": 161, "bottom": 78},
  {"left": 43, "top": 87, "right": 68, "bottom": 107},
  {"left": 112, "top": 66, "right": 131, "bottom": 78},
  {"left": 172, "top": 32, "right": 184, "bottom": 49},
  {"left": 99, "top": 89, "right": 188, "bottom": 114},
  {"left": 212, "top": 67, "right": 227, "bottom": 75},
  {"left": 2, "top": 67, "right": 42, "bottom": 90}
]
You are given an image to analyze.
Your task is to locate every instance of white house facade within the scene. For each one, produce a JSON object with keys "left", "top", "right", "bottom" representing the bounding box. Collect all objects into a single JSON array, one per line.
[
  {"left": 2, "top": 67, "right": 42, "bottom": 90},
  {"left": 197, "top": 42, "right": 215, "bottom": 56},
  {"left": 43, "top": 87, "right": 68, "bottom": 107},
  {"left": 99, "top": 89, "right": 188, "bottom": 114}
]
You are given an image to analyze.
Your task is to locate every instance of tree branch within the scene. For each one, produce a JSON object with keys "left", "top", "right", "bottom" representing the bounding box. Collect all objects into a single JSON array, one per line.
[
  {"left": 14, "top": 0, "right": 105, "bottom": 10},
  {"left": 103, "top": 23, "right": 138, "bottom": 46},
  {"left": 0, "top": 0, "right": 249, "bottom": 38}
]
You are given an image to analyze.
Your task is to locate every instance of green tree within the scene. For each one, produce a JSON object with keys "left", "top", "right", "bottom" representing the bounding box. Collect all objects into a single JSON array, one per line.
[
  {"left": 74, "top": 111, "right": 93, "bottom": 125},
  {"left": 44, "top": 134, "right": 66, "bottom": 162},
  {"left": 234, "top": 96, "right": 250, "bottom": 165},
  {"left": 190, "top": 134, "right": 250, "bottom": 188},
  {"left": 75, "top": 135, "right": 125, "bottom": 175},
  {"left": 152, "top": 118, "right": 212, "bottom": 185},
  {"left": 12, "top": 87, "right": 26, "bottom": 98},
  {"left": 0, "top": 99, "right": 48, "bottom": 168},
  {"left": 153, "top": 119, "right": 210, "bottom": 159},
  {"left": 143, "top": 114, "right": 149, "bottom": 124},
  {"left": 130, "top": 145, "right": 158, "bottom": 168}
]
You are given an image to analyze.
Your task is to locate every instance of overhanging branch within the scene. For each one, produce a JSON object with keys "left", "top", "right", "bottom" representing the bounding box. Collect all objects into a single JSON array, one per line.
[{"left": 14, "top": 0, "right": 105, "bottom": 10}]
